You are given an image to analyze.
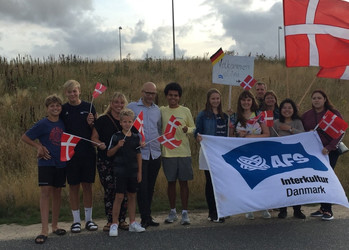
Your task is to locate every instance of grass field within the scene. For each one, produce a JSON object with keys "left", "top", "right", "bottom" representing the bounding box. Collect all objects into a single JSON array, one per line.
[{"left": 0, "top": 55, "right": 348, "bottom": 225}]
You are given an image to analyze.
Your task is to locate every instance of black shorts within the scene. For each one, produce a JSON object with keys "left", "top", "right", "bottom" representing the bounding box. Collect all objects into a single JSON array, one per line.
[
  {"left": 114, "top": 174, "right": 138, "bottom": 194},
  {"left": 38, "top": 165, "right": 66, "bottom": 188},
  {"left": 66, "top": 154, "right": 96, "bottom": 185}
]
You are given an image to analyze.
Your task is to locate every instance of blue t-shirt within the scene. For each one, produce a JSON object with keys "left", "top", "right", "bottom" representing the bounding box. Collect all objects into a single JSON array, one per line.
[{"left": 26, "top": 117, "right": 66, "bottom": 168}]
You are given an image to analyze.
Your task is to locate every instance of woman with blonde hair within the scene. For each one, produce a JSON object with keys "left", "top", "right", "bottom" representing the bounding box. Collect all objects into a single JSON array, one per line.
[{"left": 91, "top": 92, "right": 129, "bottom": 231}]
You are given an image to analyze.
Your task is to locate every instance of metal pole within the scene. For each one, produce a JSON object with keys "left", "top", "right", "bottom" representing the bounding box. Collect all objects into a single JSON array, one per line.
[
  {"left": 172, "top": 0, "right": 176, "bottom": 60},
  {"left": 278, "top": 26, "right": 282, "bottom": 60},
  {"left": 119, "top": 26, "right": 122, "bottom": 61}
]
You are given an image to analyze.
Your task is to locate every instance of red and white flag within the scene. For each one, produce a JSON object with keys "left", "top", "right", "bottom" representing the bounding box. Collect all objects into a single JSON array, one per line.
[
  {"left": 133, "top": 111, "right": 145, "bottom": 142},
  {"left": 240, "top": 75, "right": 257, "bottom": 90},
  {"left": 92, "top": 82, "right": 107, "bottom": 98},
  {"left": 249, "top": 111, "right": 274, "bottom": 127},
  {"left": 60, "top": 132, "right": 81, "bottom": 161},
  {"left": 260, "top": 110, "right": 274, "bottom": 127},
  {"left": 157, "top": 133, "right": 182, "bottom": 149},
  {"left": 317, "top": 66, "right": 349, "bottom": 80},
  {"left": 164, "top": 115, "right": 182, "bottom": 136},
  {"left": 283, "top": 0, "right": 349, "bottom": 68},
  {"left": 318, "top": 110, "right": 348, "bottom": 139}
]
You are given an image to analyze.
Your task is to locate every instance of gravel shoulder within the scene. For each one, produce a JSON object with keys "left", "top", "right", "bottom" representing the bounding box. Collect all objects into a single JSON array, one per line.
[{"left": 1, "top": 205, "right": 348, "bottom": 241}]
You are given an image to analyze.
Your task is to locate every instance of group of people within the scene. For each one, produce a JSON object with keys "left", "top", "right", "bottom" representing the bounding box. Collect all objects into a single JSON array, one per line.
[{"left": 22, "top": 79, "right": 344, "bottom": 244}]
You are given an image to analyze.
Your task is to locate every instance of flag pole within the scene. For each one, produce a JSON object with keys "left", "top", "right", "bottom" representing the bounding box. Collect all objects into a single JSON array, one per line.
[
  {"left": 227, "top": 85, "right": 232, "bottom": 137},
  {"left": 136, "top": 131, "right": 172, "bottom": 149},
  {"left": 64, "top": 132, "right": 102, "bottom": 146},
  {"left": 298, "top": 76, "right": 317, "bottom": 107},
  {"left": 89, "top": 97, "right": 95, "bottom": 113}
]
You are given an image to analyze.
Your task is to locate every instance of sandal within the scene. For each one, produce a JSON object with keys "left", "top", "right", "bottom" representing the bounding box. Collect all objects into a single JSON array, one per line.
[
  {"left": 103, "top": 224, "right": 111, "bottom": 232},
  {"left": 85, "top": 221, "right": 98, "bottom": 231},
  {"left": 118, "top": 221, "right": 129, "bottom": 231},
  {"left": 35, "top": 234, "right": 47, "bottom": 244},
  {"left": 53, "top": 228, "right": 66, "bottom": 236},
  {"left": 71, "top": 222, "right": 81, "bottom": 233}
]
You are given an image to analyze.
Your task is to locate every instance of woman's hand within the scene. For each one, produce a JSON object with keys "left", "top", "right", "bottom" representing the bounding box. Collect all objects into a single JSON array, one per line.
[
  {"left": 98, "top": 143, "right": 106, "bottom": 150},
  {"left": 322, "top": 147, "right": 329, "bottom": 155},
  {"left": 196, "top": 133, "right": 202, "bottom": 142}
]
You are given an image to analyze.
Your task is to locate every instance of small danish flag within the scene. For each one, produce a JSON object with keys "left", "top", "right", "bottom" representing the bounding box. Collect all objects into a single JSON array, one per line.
[
  {"left": 92, "top": 82, "right": 107, "bottom": 98},
  {"left": 240, "top": 75, "right": 257, "bottom": 90},
  {"left": 318, "top": 110, "right": 348, "bottom": 139},
  {"left": 133, "top": 111, "right": 145, "bottom": 142},
  {"left": 60, "top": 132, "right": 81, "bottom": 161}
]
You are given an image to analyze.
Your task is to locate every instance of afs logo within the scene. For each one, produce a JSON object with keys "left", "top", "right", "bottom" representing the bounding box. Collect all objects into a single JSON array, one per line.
[{"left": 222, "top": 141, "right": 328, "bottom": 189}]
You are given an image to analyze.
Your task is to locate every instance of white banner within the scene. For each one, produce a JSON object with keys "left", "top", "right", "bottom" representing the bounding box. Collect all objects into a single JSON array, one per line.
[
  {"left": 200, "top": 131, "right": 349, "bottom": 218},
  {"left": 212, "top": 55, "right": 254, "bottom": 86}
]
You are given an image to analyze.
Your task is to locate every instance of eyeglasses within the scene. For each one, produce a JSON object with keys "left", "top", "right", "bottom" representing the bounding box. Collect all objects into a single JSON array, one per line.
[{"left": 143, "top": 91, "right": 157, "bottom": 96}]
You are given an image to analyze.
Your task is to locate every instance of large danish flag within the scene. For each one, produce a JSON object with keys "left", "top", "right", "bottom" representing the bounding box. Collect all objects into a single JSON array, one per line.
[
  {"left": 318, "top": 110, "right": 348, "bottom": 139},
  {"left": 60, "top": 132, "right": 81, "bottom": 161},
  {"left": 283, "top": 0, "right": 349, "bottom": 68},
  {"left": 133, "top": 111, "right": 145, "bottom": 142},
  {"left": 92, "top": 82, "right": 107, "bottom": 98}
]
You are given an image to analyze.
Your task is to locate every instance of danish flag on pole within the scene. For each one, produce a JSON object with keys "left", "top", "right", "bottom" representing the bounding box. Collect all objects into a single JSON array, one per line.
[
  {"left": 240, "top": 75, "right": 257, "bottom": 90},
  {"left": 260, "top": 110, "right": 274, "bottom": 127},
  {"left": 60, "top": 132, "right": 81, "bottom": 161},
  {"left": 157, "top": 134, "right": 182, "bottom": 149},
  {"left": 318, "top": 110, "right": 348, "bottom": 139},
  {"left": 283, "top": 0, "right": 349, "bottom": 68},
  {"left": 92, "top": 82, "right": 107, "bottom": 98},
  {"left": 133, "top": 111, "right": 145, "bottom": 142},
  {"left": 164, "top": 115, "right": 182, "bottom": 136}
]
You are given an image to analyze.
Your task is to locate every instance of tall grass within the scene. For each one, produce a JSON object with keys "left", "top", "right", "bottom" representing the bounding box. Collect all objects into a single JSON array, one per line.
[{"left": 0, "top": 55, "right": 348, "bottom": 223}]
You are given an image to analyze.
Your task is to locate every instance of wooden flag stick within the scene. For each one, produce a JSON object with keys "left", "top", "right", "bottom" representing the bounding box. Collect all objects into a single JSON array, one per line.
[{"left": 298, "top": 76, "right": 317, "bottom": 107}]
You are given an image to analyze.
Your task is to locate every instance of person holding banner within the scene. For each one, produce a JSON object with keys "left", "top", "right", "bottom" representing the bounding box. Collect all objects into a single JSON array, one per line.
[
  {"left": 21, "top": 95, "right": 66, "bottom": 244},
  {"left": 231, "top": 90, "right": 271, "bottom": 219},
  {"left": 61, "top": 80, "right": 98, "bottom": 233},
  {"left": 301, "top": 90, "right": 343, "bottom": 221},
  {"left": 271, "top": 98, "right": 306, "bottom": 219},
  {"left": 91, "top": 92, "right": 129, "bottom": 232},
  {"left": 128, "top": 82, "right": 162, "bottom": 229},
  {"left": 161, "top": 82, "right": 196, "bottom": 225},
  {"left": 195, "top": 88, "right": 228, "bottom": 223}
]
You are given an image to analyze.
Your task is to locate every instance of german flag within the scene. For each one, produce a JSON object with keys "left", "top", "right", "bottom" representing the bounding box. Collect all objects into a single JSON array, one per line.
[{"left": 210, "top": 48, "right": 224, "bottom": 66}]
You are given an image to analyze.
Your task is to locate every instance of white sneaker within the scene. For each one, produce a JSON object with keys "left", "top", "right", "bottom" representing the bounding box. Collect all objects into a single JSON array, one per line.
[
  {"left": 262, "top": 210, "right": 271, "bottom": 219},
  {"left": 245, "top": 212, "right": 254, "bottom": 220},
  {"left": 181, "top": 211, "right": 190, "bottom": 225},
  {"left": 109, "top": 223, "right": 118, "bottom": 237},
  {"left": 165, "top": 210, "right": 178, "bottom": 223},
  {"left": 129, "top": 222, "right": 145, "bottom": 233}
]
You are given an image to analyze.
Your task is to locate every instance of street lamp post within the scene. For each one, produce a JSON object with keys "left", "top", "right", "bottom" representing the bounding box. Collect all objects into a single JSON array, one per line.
[
  {"left": 119, "top": 26, "right": 122, "bottom": 61},
  {"left": 278, "top": 26, "right": 282, "bottom": 60},
  {"left": 172, "top": 0, "right": 176, "bottom": 60}
]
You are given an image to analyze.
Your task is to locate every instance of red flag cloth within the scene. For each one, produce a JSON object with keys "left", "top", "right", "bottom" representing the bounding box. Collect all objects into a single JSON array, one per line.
[
  {"left": 318, "top": 110, "right": 348, "bottom": 139},
  {"left": 157, "top": 133, "right": 182, "bottom": 149},
  {"left": 317, "top": 66, "right": 349, "bottom": 80},
  {"left": 164, "top": 115, "right": 182, "bottom": 136},
  {"left": 92, "top": 82, "right": 107, "bottom": 98},
  {"left": 240, "top": 75, "right": 257, "bottom": 90},
  {"left": 60, "top": 132, "right": 81, "bottom": 161},
  {"left": 133, "top": 111, "right": 145, "bottom": 142},
  {"left": 283, "top": 0, "right": 349, "bottom": 68}
]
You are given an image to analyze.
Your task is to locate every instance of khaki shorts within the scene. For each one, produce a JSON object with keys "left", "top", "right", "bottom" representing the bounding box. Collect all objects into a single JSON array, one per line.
[{"left": 162, "top": 157, "right": 193, "bottom": 182}]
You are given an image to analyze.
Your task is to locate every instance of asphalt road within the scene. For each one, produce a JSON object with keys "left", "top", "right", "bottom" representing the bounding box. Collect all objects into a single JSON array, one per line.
[{"left": 1, "top": 218, "right": 349, "bottom": 250}]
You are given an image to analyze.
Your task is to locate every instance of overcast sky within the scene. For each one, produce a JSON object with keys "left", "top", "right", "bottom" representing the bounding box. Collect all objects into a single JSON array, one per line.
[{"left": 0, "top": 0, "right": 284, "bottom": 61}]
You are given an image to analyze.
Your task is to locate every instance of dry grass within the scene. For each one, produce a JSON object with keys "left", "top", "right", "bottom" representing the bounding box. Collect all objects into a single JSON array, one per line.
[{"left": 0, "top": 56, "right": 348, "bottom": 218}]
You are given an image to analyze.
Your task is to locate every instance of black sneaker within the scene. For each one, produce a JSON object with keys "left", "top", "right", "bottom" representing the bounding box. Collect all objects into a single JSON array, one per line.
[
  {"left": 294, "top": 210, "right": 306, "bottom": 219},
  {"left": 140, "top": 220, "right": 149, "bottom": 228},
  {"left": 278, "top": 211, "right": 287, "bottom": 219},
  {"left": 322, "top": 212, "right": 334, "bottom": 221},
  {"left": 148, "top": 217, "right": 160, "bottom": 227},
  {"left": 310, "top": 209, "right": 324, "bottom": 217}
]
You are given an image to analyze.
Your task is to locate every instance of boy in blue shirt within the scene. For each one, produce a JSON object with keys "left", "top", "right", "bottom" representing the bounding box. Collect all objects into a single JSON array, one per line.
[{"left": 22, "top": 94, "right": 66, "bottom": 244}]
